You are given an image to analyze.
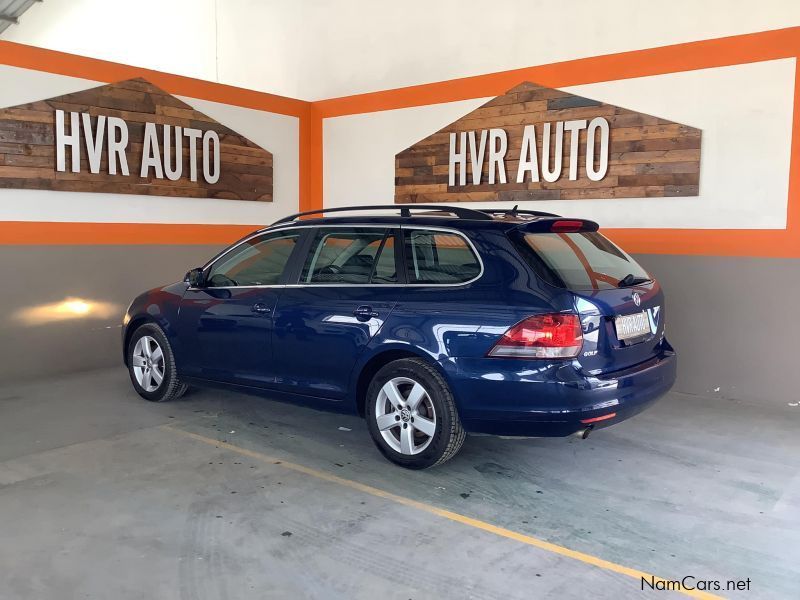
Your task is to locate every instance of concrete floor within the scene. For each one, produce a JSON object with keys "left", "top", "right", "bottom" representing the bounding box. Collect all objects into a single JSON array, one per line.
[{"left": 0, "top": 369, "right": 797, "bottom": 599}]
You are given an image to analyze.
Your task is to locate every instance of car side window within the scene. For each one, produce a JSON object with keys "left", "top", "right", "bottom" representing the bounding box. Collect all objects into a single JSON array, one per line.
[
  {"left": 300, "top": 228, "right": 398, "bottom": 285},
  {"left": 205, "top": 231, "right": 301, "bottom": 288},
  {"left": 404, "top": 229, "right": 480, "bottom": 284}
]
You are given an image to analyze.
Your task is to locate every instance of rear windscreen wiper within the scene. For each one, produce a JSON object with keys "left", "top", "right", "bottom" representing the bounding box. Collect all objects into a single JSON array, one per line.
[{"left": 618, "top": 273, "right": 651, "bottom": 287}]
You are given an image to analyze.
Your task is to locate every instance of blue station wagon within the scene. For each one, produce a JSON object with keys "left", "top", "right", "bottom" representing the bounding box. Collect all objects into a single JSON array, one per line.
[{"left": 123, "top": 205, "right": 677, "bottom": 468}]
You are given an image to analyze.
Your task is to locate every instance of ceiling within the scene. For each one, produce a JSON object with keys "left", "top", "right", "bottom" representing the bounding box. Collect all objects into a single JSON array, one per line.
[{"left": 0, "top": 0, "right": 40, "bottom": 35}]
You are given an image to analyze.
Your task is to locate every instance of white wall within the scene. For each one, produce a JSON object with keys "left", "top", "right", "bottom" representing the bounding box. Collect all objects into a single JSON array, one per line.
[
  {"left": 0, "top": 66, "right": 300, "bottom": 225},
  {"left": 4, "top": 0, "right": 800, "bottom": 101},
  {"left": 272, "top": 0, "right": 800, "bottom": 100},
  {"left": 2, "top": 0, "right": 219, "bottom": 82},
  {"left": 324, "top": 59, "right": 796, "bottom": 230}
]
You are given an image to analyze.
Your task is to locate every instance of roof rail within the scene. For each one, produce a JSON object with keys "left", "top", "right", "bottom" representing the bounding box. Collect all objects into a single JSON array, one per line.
[{"left": 272, "top": 204, "right": 494, "bottom": 225}]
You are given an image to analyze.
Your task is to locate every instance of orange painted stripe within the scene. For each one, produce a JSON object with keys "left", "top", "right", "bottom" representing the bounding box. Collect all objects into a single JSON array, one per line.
[
  {"left": 785, "top": 51, "right": 800, "bottom": 234},
  {"left": 0, "top": 222, "right": 258, "bottom": 245},
  {"left": 295, "top": 102, "right": 324, "bottom": 215},
  {"left": 298, "top": 106, "right": 312, "bottom": 214},
  {"left": 315, "top": 27, "right": 800, "bottom": 117},
  {"left": 603, "top": 228, "right": 800, "bottom": 258},
  {"left": 2, "top": 30, "right": 800, "bottom": 254},
  {"left": 603, "top": 48, "right": 800, "bottom": 259},
  {"left": 0, "top": 220, "right": 795, "bottom": 257},
  {"left": 310, "top": 27, "right": 800, "bottom": 258},
  {"left": 0, "top": 41, "right": 309, "bottom": 117},
  {"left": 308, "top": 104, "right": 325, "bottom": 215},
  {"left": 0, "top": 41, "right": 314, "bottom": 219}
]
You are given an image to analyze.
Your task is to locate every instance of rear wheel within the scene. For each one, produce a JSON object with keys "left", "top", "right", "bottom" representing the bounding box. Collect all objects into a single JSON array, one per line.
[
  {"left": 366, "top": 358, "right": 465, "bottom": 469},
  {"left": 127, "top": 323, "right": 187, "bottom": 402}
]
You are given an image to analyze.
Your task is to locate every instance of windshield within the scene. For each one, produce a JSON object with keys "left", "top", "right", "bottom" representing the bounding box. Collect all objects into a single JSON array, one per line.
[{"left": 511, "top": 231, "right": 651, "bottom": 291}]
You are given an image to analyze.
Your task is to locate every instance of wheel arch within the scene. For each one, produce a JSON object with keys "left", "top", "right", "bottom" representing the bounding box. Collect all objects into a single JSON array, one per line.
[
  {"left": 352, "top": 347, "right": 451, "bottom": 418},
  {"left": 122, "top": 315, "right": 166, "bottom": 366}
]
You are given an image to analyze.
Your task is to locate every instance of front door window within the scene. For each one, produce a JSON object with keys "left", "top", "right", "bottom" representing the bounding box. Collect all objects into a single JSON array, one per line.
[{"left": 206, "top": 231, "right": 301, "bottom": 287}]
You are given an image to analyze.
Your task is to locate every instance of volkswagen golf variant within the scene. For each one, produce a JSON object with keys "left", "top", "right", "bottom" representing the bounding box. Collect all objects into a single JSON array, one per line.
[{"left": 122, "top": 205, "right": 676, "bottom": 468}]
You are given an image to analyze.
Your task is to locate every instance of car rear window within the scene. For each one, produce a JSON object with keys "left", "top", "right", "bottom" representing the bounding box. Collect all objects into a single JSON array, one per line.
[
  {"left": 404, "top": 229, "right": 481, "bottom": 284},
  {"left": 511, "top": 231, "right": 651, "bottom": 290}
]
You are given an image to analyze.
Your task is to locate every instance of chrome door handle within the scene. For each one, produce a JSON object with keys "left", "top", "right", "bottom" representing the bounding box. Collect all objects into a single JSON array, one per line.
[
  {"left": 353, "top": 305, "right": 379, "bottom": 321},
  {"left": 252, "top": 303, "right": 271, "bottom": 314}
]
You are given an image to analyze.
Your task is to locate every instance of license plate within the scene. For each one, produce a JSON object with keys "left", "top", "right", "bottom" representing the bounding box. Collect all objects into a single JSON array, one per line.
[{"left": 615, "top": 311, "right": 650, "bottom": 341}]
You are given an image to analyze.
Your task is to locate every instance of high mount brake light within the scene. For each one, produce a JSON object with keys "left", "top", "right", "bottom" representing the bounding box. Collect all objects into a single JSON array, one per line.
[
  {"left": 488, "top": 313, "right": 583, "bottom": 359},
  {"left": 550, "top": 220, "right": 585, "bottom": 233}
]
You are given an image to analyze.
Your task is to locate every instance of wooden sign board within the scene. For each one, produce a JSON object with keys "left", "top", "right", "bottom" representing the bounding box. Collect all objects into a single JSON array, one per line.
[
  {"left": 395, "top": 82, "right": 701, "bottom": 204},
  {"left": 0, "top": 77, "right": 273, "bottom": 201}
]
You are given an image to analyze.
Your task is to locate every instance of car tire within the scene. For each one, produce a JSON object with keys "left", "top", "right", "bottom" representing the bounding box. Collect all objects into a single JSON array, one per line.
[
  {"left": 366, "top": 358, "right": 466, "bottom": 469},
  {"left": 127, "top": 323, "right": 188, "bottom": 403}
]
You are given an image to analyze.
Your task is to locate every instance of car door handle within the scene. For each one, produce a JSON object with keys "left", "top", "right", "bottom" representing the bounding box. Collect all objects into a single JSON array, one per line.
[
  {"left": 252, "top": 303, "right": 272, "bottom": 314},
  {"left": 353, "top": 305, "right": 379, "bottom": 321}
]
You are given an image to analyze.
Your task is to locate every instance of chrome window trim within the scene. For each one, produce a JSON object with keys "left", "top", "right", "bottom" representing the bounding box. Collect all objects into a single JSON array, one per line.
[
  {"left": 190, "top": 222, "right": 484, "bottom": 290},
  {"left": 398, "top": 224, "right": 484, "bottom": 287},
  {"left": 187, "top": 284, "right": 288, "bottom": 291}
]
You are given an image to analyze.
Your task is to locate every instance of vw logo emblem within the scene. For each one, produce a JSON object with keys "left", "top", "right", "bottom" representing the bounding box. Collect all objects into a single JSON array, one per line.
[
  {"left": 400, "top": 408, "right": 411, "bottom": 422},
  {"left": 632, "top": 292, "right": 641, "bottom": 307}
]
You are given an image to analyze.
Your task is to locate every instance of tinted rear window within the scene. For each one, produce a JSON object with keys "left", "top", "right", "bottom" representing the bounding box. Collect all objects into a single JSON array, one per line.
[{"left": 511, "top": 231, "right": 651, "bottom": 290}]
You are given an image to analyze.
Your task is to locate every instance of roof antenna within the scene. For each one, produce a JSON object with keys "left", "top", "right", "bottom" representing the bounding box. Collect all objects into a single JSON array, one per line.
[{"left": 509, "top": 204, "right": 519, "bottom": 217}]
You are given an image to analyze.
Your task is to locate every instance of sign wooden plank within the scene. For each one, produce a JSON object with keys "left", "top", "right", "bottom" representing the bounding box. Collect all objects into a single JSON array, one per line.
[
  {"left": 0, "top": 77, "right": 273, "bottom": 202},
  {"left": 395, "top": 82, "right": 701, "bottom": 203}
]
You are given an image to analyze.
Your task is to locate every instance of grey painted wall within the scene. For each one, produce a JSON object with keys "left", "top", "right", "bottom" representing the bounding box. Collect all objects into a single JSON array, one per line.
[
  {"left": 0, "top": 245, "right": 222, "bottom": 383},
  {"left": 635, "top": 254, "right": 800, "bottom": 409},
  {"left": 1, "top": 245, "right": 797, "bottom": 409}
]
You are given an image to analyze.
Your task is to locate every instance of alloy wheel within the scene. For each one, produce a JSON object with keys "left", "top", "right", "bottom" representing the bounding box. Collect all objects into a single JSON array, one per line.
[
  {"left": 374, "top": 376, "right": 437, "bottom": 455},
  {"left": 132, "top": 335, "right": 165, "bottom": 392}
]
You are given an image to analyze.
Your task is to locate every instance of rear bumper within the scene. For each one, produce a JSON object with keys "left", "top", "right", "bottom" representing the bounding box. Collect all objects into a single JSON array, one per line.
[{"left": 444, "top": 341, "right": 677, "bottom": 437}]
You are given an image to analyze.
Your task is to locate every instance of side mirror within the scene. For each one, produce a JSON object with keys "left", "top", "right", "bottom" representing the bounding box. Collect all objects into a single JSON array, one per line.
[{"left": 185, "top": 268, "right": 206, "bottom": 288}]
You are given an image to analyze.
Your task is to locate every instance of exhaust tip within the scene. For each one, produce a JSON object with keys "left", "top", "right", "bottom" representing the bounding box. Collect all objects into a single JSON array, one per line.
[{"left": 574, "top": 426, "right": 593, "bottom": 440}]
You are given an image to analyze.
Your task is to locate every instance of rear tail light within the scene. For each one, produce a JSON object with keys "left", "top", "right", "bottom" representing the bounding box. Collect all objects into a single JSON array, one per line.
[{"left": 488, "top": 313, "right": 583, "bottom": 359}]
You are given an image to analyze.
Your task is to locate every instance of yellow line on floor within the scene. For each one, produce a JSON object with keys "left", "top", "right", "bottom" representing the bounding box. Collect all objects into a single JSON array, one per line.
[{"left": 161, "top": 424, "right": 723, "bottom": 599}]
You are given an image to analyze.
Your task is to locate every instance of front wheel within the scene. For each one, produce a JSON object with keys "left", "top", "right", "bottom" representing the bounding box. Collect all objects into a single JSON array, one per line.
[
  {"left": 366, "top": 358, "right": 466, "bottom": 469},
  {"left": 127, "top": 323, "right": 187, "bottom": 402}
]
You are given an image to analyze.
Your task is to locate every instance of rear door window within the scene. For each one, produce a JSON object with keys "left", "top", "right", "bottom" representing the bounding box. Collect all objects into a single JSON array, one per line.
[
  {"left": 300, "top": 228, "right": 398, "bottom": 284},
  {"left": 404, "top": 229, "right": 481, "bottom": 284},
  {"left": 512, "top": 231, "right": 651, "bottom": 290}
]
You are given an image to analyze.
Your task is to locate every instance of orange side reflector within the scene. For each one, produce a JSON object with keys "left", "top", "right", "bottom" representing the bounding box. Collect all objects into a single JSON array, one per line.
[{"left": 580, "top": 412, "right": 617, "bottom": 424}]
